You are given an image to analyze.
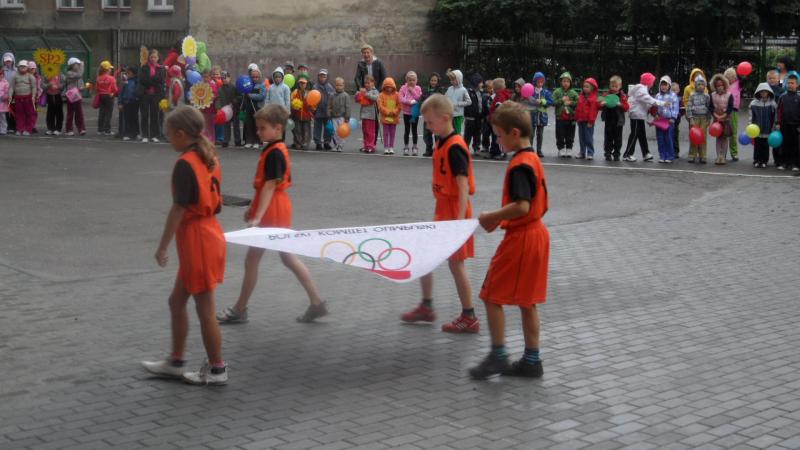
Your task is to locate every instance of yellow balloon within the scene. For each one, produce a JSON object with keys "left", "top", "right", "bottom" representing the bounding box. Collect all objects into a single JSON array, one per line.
[
  {"left": 159, "top": 99, "right": 169, "bottom": 112},
  {"left": 291, "top": 98, "right": 303, "bottom": 110},
  {"left": 745, "top": 123, "right": 760, "bottom": 139}
]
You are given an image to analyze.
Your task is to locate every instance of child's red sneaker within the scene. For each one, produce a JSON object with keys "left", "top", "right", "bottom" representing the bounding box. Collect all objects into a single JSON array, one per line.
[
  {"left": 401, "top": 304, "right": 436, "bottom": 323},
  {"left": 441, "top": 314, "right": 479, "bottom": 333}
]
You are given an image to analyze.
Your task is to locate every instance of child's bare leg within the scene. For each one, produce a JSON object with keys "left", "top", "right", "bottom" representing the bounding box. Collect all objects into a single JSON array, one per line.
[
  {"left": 233, "top": 247, "right": 265, "bottom": 312},
  {"left": 485, "top": 302, "right": 505, "bottom": 346},
  {"left": 420, "top": 273, "right": 433, "bottom": 300},
  {"left": 279, "top": 251, "right": 322, "bottom": 305},
  {"left": 168, "top": 277, "right": 191, "bottom": 359},
  {"left": 520, "top": 305, "right": 540, "bottom": 349},
  {"left": 194, "top": 291, "right": 223, "bottom": 365},
  {"left": 448, "top": 259, "right": 473, "bottom": 310}
]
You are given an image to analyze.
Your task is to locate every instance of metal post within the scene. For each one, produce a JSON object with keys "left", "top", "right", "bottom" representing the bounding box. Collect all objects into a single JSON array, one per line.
[{"left": 116, "top": 1, "right": 121, "bottom": 68}]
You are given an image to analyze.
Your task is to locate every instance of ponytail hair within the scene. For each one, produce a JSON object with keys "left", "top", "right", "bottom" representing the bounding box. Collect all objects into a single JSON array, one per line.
[{"left": 165, "top": 105, "right": 217, "bottom": 170}]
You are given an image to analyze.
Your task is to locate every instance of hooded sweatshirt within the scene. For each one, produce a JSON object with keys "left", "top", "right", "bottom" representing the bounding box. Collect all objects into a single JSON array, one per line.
[
  {"left": 710, "top": 74, "right": 733, "bottom": 121},
  {"left": 312, "top": 73, "right": 335, "bottom": 119},
  {"left": 686, "top": 76, "right": 711, "bottom": 120},
  {"left": 3, "top": 52, "right": 15, "bottom": 85},
  {"left": 575, "top": 77, "right": 599, "bottom": 123},
  {"left": 0, "top": 75, "right": 9, "bottom": 113},
  {"left": 378, "top": 77, "right": 401, "bottom": 125},
  {"left": 553, "top": 71, "right": 579, "bottom": 120},
  {"left": 628, "top": 75, "right": 665, "bottom": 120},
  {"left": 265, "top": 66, "right": 291, "bottom": 109},
  {"left": 445, "top": 70, "right": 471, "bottom": 117},
  {"left": 65, "top": 62, "right": 84, "bottom": 93},
  {"left": 749, "top": 83, "right": 776, "bottom": 137},
  {"left": 655, "top": 75, "right": 680, "bottom": 120},
  {"left": 682, "top": 68, "right": 706, "bottom": 111}
]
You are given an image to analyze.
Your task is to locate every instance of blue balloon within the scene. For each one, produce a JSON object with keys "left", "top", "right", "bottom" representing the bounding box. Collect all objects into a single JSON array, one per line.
[
  {"left": 325, "top": 120, "right": 335, "bottom": 135},
  {"left": 186, "top": 70, "right": 201, "bottom": 85},
  {"left": 738, "top": 131, "right": 751, "bottom": 146},
  {"left": 348, "top": 117, "right": 358, "bottom": 130},
  {"left": 236, "top": 75, "right": 253, "bottom": 95},
  {"left": 768, "top": 130, "right": 783, "bottom": 148}
]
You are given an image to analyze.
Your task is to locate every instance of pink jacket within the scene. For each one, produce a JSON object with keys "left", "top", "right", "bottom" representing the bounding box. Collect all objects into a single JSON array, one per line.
[
  {"left": 0, "top": 78, "right": 9, "bottom": 112},
  {"left": 728, "top": 79, "right": 741, "bottom": 110},
  {"left": 398, "top": 83, "right": 422, "bottom": 115}
]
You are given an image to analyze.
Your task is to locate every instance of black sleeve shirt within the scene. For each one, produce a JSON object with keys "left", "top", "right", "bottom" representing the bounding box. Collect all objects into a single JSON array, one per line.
[
  {"left": 508, "top": 165, "right": 537, "bottom": 202},
  {"left": 264, "top": 149, "right": 287, "bottom": 182},
  {"left": 448, "top": 145, "right": 469, "bottom": 177},
  {"left": 172, "top": 160, "right": 199, "bottom": 206}
]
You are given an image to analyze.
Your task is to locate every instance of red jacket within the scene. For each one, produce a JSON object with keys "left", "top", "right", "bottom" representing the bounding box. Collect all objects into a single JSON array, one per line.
[
  {"left": 490, "top": 88, "right": 513, "bottom": 118},
  {"left": 575, "top": 78, "right": 599, "bottom": 123},
  {"left": 95, "top": 74, "right": 118, "bottom": 96}
]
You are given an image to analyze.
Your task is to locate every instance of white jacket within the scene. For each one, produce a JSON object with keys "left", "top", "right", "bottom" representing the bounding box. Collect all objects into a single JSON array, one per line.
[
  {"left": 445, "top": 69, "right": 471, "bottom": 118},
  {"left": 628, "top": 83, "right": 666, "bottom": 120}
]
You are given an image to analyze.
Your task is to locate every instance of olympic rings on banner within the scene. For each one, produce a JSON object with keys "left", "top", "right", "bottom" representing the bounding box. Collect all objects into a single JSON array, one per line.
[
  {"left": 357, "top": 238, "right": 393, "bottom": 263},
  {"left": 343, "top": 252, "right": 376, "bottom": 270},
  {"left": 320, "top": 240, "right": 357, "bottom": 264},
  {"left": 376, "top": 247, "right": 412, "bottom": 271}
]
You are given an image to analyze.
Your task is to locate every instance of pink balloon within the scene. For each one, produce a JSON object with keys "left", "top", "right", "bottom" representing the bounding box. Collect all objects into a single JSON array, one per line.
[
  {"left": 737, "top": 61, "right": 752, "bottom": 77},
  {"left": 521, "top": 83, "right": 534, "bottom": 98}
]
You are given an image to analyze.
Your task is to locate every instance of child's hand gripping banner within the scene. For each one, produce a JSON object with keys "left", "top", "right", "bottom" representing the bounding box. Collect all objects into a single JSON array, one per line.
[{"left": 225, "top": 219, "right": 479, "bottom": 282}]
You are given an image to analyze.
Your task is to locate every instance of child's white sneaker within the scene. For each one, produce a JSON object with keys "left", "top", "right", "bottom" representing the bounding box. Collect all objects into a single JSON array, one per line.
[
  {"left": 151, "top": 137, "right": 160, "bottom": 143},
  {"left": 623, "top": 155, "right": 637, "bottom": 162},
  {"left": 587, "top": 155, "right": 594, "bottom": 160},
  {"left": 412, "top": 146, "right": 418, "bottom": 156},
  {"left": 45, "top": 130, "right": 53, "bottom": 135},
  {"left": 384, "top": 148, "right": 390, "bottom": 155},
  {"left": 182, "top": 360, "right": 228, "bottom": 386},
  {"left": 53, "top": 130, "right": 61, "bottom": 136},
  {"left": 22, "top": 131, "right": 30, "bottom": 136},
  {"left": 403, "top": 147, "right": 410, "bottom": 156},
  {"left": 123, "top": 136, "right": 131, "bottom": 141},
  {"left": 142, "top": 358, "right": 185, "bottom": 379},
  {"left": 66, "top": 131, "right": 75, "bottom": 136},
  {"left": 389, "top": 148, "right": 395, "bottom": 155},
  {"left": 141, "top": 138, "right": 149, "bottom": 143}
]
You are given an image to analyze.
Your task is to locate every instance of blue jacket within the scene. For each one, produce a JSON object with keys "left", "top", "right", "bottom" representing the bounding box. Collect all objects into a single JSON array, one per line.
[
  {"left": 246, "top": 80, "right": 266, "bottom": 110},
  {"left": 750, "top": 83, "right": 776, "bottom": 137},
  {"left": 120, "top": 78, "right": 139, "bottom": 104},
  {"left": 529, "top": 72, "right": 553, "bottom": 126},
  {"left": 312, "top": 80, "right": 335, "bottom": 118}
]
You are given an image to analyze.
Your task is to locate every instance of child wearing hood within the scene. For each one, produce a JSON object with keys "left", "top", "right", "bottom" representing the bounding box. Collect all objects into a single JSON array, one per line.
[
  {"left": 724, "top": 68, "right": 742, "bottom": 161},
  {"left": 3, "top": 53, "right": 15, "bottom": 133},
  {"left": 529, "top": 72, "right": 553, "bottom": 157},
  {"left": 328, "top": 77, "right": 350, "bottom": 152},
  {"left": 686, "top": 75, "right": 712, "bottom": 163},
  {"left": 552, "top": 72, "right": 579, "bottom": 158},
  {"left": 749, "top": 83, "right": 777, "bottom": 168},
  {"left": 266, "top": 66, "right": 291, "bottom": 109},
  {"left": 776, "top": 71, "right": 800, "bottom": 171},
  {"left": 710, "top": 73, "right": 734, "bottom": 165},
  {"left": 445, "top": 69, "right": 471, "bottom": 134},
  {"left": 420, "top": 72, "right": 444, "bottom": 156},
  {"left": 378, "top": 77, "right": 400, "bottom": 154},
  {"left": 623, "top": 72, "right": 668, "bottom": 162},
  {"left": 0, "top": 69, "right": 8, "bottom": 135},
  {"left": 654, "top": 75, "right": 680, "bottom": 163},
  {"left": 601, "top": 75, "right": 630, "bottom": 161},
  {"left": 242, "top": 68, "right": 267, "bottom": 148},
  {"left": 9, "top": 60, "right": 39, "bottom": 136},
  {"left": 399, "top": 71, "right": 422, "bottom": 155},
  {"left": 574, "top": 77, "right": 600, "bottom": 159}
]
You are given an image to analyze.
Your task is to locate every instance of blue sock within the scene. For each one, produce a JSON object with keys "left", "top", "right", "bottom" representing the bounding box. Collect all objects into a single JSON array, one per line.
[
  {"left": 491, "top": 345, "right": 507, "bottom": 360},
  {"left": 524, "top": 348, "right": 541, "bottom": 363}
]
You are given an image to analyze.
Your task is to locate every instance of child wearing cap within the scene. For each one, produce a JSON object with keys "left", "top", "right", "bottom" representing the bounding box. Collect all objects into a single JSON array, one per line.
[
  {"left": 312, "top": 69, "right": 335, "bottom": 150},
  {"left": 96, "top": 61, "right": 118, "bottom": 136},
  {"left": 64, "top": 57, "right": 86, "bottom": 136}
]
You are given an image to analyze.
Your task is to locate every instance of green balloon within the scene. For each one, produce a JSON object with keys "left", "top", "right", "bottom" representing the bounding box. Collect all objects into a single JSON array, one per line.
[
  {"left": 604, "top": 94, "right": 619, "bottom": 108},
  {"left": 284, "top": 73, "right": 295, "bottom": 89}
]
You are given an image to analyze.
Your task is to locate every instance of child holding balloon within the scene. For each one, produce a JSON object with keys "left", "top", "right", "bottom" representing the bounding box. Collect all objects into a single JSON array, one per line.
[
  {"left": 290, "top": 73, "right": 314, "bottom": 150},
  {"left": 601, "top": 75, "right": 629, "bottom": 161},
  {"left": 710, "top": 74, "right": 734, "bottom": 165},
  {"left": 686, "top": 76, "right": 711, "bottom": 164},
  {"left": 328, "top": 77, "right": 351, "bottom": 152},
  {"left": 749, "top": 83, "right": 777, "bottom": 168},
  {"left": 776, "top": 72, "right": 800, "bottom": 171}
]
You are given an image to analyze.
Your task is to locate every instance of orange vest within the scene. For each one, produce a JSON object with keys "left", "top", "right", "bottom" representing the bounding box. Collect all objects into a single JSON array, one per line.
[
  {"left": 176, "top": 150, "right": 222, "bottom": 221},
  {"left": 432, "top": 133, "right": 476, "bottom": 200},
  {"left": 253, "top": 141, "right": 292, "bottom": 192},
  {"left": 501, "top": 149, "right": 548, "bottom": 230}
]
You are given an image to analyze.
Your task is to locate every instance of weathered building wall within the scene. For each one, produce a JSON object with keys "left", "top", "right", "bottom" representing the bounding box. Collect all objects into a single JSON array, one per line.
[{"left": 190, "top": 0, "right": 457, "bottom": 86}]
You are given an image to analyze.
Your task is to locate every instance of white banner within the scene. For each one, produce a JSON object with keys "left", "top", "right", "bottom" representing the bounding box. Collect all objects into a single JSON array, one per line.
[{"left": 225, "top": 219, "right": 479, "bottom": 283}]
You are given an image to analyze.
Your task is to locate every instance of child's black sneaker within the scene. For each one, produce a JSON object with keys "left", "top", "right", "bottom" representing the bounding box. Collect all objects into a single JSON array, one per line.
[
  {"left": 469, "top": 354, "right": 510, "bottom": 380},
  {"left": 502, "top": 359, "right": 543, "bottom": 378}
]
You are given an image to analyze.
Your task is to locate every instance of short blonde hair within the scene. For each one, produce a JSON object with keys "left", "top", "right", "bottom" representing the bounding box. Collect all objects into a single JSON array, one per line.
[
  {"left": 420, "top": 93, "right": 453, "bottom": 118},
  {"left": 492, "top": 78, "right": 506, "bottom": 90},
  {"left": 334, "top": 76, "right": 344, "bottom": 84},
  {"left": 361, "top": 43, "right": 374, "bottom": 52},
  {"left": 491, "top": 101, "right": 532, "bottom": 138},
  {"left": 610, "top": 75, "right": 622, "bottom": 85},
  {"left": 724, "top": 67, "right": 737, "bottom": 81},
  {"left": 254, "top": 104, "right": 290, "bottom": 127}
]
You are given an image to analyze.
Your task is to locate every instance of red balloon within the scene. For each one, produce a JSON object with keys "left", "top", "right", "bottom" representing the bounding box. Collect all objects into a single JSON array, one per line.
[
  {"left": 689, "top": 126, "right": 705, "bottom": 145},
  {"left": 736, "top": 61, "right": 752, "bottom": 77},
  {"left": 215, "top": 110, "right": 226, "bottom": 125},
  {"left": 708, "top": 121, "right": 723, "bottom": 138}
]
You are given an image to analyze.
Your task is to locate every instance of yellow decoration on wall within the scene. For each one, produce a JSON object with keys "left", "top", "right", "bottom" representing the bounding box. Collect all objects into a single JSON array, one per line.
[{"left": 33, "top": 48, "right": 67, "bottom": 81}]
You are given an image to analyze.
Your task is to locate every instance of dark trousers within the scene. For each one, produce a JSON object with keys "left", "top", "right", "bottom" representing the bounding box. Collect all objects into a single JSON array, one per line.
[
  {"left": 423, "top": 121, "right": 434, "bottom": 153},
  {"left": 97, "top": 95, "right": 115, "bottom": 133},
  {"left": 46, "top": 94, "right": 63, "bottom": 132},
  {"left": 754, "top": 137, "right": 770, "bottom": 164},
  {"left": 224, "top": 104, "right": 241, "bottom": 145},
  {"left": 313, "top": 117, "right": 332, "bottom": 145},
  {"left": 624, "top": 118, "right": 650, "bottom": 157},
  {"left": 243, "top": 112, "right": 258, "bottom": 145},
  {"left": 533, "top": 125, "right": 544, "bottom": 154},
  {"left": 403, "top": 114, "right": 419, "bottom": 147},
  {"left": 555, "top": 119, "right": 575, "bottom": 150},
  {"left": 780, "top": 124, "right": 799, "bottom": 168},
  {"left": 140, "top": 94, "right": 160, "bottom": 139},
  {"left": 673, "top": 114, "right": 682, "bottom": 157},
  {"left": 463, "top": 116, "right": 481, "bottom": 151},
  {"left": 123, "top": 102, "right": 140, "bottom": 139},
  {"left": 603, "top": 123, "right": 623, "bottom": 157}
]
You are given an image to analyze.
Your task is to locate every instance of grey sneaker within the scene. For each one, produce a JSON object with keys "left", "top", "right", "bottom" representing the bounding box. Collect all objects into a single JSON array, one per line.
[
  {"left": 296, "top": 301, "right": 328, "bottom": 323},
  {"left": 142, "top": 358, "right": 185, "bottom": 379},
  {"left": 216, "top": 306, "right": 248, "bottom": 324},
  {"left": 182, "top": 360, "right": 228, "bottom": 386}
]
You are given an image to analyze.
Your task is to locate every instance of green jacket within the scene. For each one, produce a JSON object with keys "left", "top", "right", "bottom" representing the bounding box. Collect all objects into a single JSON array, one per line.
[{"left": 552, "top": 87, "right": 579, "bottom": 120}]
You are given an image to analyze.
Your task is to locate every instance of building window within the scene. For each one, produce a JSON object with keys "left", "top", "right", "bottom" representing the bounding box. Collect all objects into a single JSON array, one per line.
[
  {"left": 0, "top": 0, "right": 25, "bottom": 9},
  {"left": 101, "top": 0, "right": 130, "bottom": 9},
  {"left": 56, "top": 0, "right": 84, "bottom": 10},
  {"left": 147, "top": 0, "right": 173, "bottom": 12}
]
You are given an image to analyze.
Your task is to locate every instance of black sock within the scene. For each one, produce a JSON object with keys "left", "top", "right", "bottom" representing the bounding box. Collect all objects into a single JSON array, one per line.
[
  {"left": 421, "top": 299, "right": 433, "bottom": 308},
  {"left": 462, "top": 308, "right": 475, "bottom": 318}
]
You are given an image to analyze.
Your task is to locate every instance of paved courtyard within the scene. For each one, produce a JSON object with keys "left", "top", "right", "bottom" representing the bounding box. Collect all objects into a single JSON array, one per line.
[{"left": 1, "top": 107, "right": 800, "bottom": 449}]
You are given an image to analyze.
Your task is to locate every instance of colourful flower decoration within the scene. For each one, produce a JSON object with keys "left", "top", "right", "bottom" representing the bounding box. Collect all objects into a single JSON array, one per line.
[
  {"left": 182, "top": 36, "right": 197, "bottom": 58},
  {"left": 190, "top": 82, "right": 214, "bottom": 109}
]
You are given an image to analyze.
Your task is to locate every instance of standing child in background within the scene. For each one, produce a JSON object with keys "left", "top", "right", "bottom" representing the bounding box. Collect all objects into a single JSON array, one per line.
[
  {"left": 445, "top": 69, "right": 471, "bottom": 134},
  {"left": 378, "top": 77, "right": 400, "bottom": 155},
  {"left": 463, "top": 73, "right": 483, "bottom": 155},
  {"left": 43, "top": 65, "right": 65, "bottom": 135},
  {"left": 488, "top": 78, "right": 514, "bottom": 160},
  {"left": 776, "top": 72, "right": 800, "bottom": 171},
  {"left": 95, "top": 61, "right": 118, "bottom": 136},
  {"left": 401, "top": 93, "right": 479, "bottom": 334},
  {"left": 266, "top": 67, "right": 291, "bottom": 109},
  {"left": 601, "top": 75, "right": 629, "bottom": 161},
  {"left": 9, "top": 60, "right": 38, "bottom": 136},
  {"left": 64, "top": 58, "right": 86, "bottom": 136},
  {"left": 529, "top": 72, "right": 553, "bottom": 157},
  {"left": 574, "top": 77, "right": 599, "bottom": 160},
  {"left": 480, "top": 80, "right": 494, "bottom": 153},
  {"left": 767, "top": 70, "right": 786, "bottom": 165},
  {"left": 215, "top": 71, "right": 238, "bottom": 147},
  {"left": 167, "top": 66, "right": 185, "bottom": 111},
  {"left": 2, "top": 53, "right": 15, "bottom": 134},
  {"left": 312, "top": 69, "right": 335, "bottom": 150},
  {"left": 724, "top": 68, "right": 742, "bottom": 162},
  {"left": 243, "top": 68, "right": 266, "bottom": 148},
  {"left": 216, "top": 104, "right": 329, "bottom": 325},
  {"left": 27, "top": 61, "right": 41, "bottom": 133},
  {"left": 290, "top": 73, "right": 313, "bottom": 150},
  {"left": 552, "top": 72, "right": 579, "bottom": 158},
  {"left": 356, "top": 74, "right": 380, "bottom": 153},
  {"left": 328, "top": 77, "right": 351, "bottom": 152},
  {"left": 200, "top": 70, "right": 219, "bottom": 143},
  {"left": 686, "top": 76, "right": 711, "bottom": 164},
  {"left": 654, "top": 75, "right": 679, "bottom": 163},
  {"left": 469, "top": 101, "right": 549, "bottom": 380},
  {"left": 513, "top": 78, "right": 525, "bottom": 102},
  {"left": 0, "top": 70, "right": 8, "bottom": 135},
  {"left": 710, "top": 74, "right": 733, "bottom": 165},
  {"left": 671, "top": 81, "right": 683, "bottom": 158},
  {"left": 142, "top": 105, "right": 227, "bottom": 386},
  {"left": 421, "top": 72, "right": 443, "bottom": 157},
  {"left": 749, "top": 83, "right": 777, "bottom": 168},
  {"left": 623, "top": 72, "right": 667, "bottom": 162},
  {"left": 399, "top": 71, "right": 422, "bottom": 156},
  {"left": 119, "top": 66, "right": 140, "bottom": 141}
]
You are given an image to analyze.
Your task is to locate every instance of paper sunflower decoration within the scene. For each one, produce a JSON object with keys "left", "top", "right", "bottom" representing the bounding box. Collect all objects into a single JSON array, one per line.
[
  {"left": 182, "top": 36, "right": 198, "bottom": 58},
  {"left": 41, "top": 64, "right": 61, "bottom": 79},
  {"left": 33, "top": 48, "right": 67, "bottom": 79},
  {"left": 190, "top": 81, "right": 214, "bottom": 109},
  {"left": 140, "top": 46, "right": 149, "bottom": 66}
]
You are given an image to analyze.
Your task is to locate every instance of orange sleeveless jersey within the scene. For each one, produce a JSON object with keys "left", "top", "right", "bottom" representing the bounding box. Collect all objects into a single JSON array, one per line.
[
  {"left": 480, "top": 150, "right": 550, "bottom": 306},
  {"left": 174, "top": 151, "right": 226, "bottom": 295},
  {"left": 432, "top": 133, "right": 475, "bottom": 261},
  {"left": 249, "top": 141, "right": 293, "bottom": 228}
]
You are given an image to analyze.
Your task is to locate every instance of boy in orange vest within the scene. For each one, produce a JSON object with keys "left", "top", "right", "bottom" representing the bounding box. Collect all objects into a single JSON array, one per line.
[
  {"left": 470, "top": 101, "right": 550, "bottom": 380},
  {"left": 401, "top": 94, "right": 479, "bottom": 333}
]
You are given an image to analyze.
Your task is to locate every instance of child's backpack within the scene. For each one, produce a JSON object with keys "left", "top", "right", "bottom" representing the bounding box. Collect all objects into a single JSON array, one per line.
[{"left": 464, "top": 88, "right": 480, "bottom": 117}]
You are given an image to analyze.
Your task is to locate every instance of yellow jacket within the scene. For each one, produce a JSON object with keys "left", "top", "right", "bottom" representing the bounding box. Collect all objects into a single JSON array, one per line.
[{"left": 682, "top": 68, "right": 707, "bottom": 108}]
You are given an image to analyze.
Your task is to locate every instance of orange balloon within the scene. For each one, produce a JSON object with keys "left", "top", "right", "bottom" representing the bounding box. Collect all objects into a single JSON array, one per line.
[
  {"left": 337, "top": 122, "right": 351, "bottom": 138},
  {"left": 307, "top": 89, "right": 321, "bottom": 107}
]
